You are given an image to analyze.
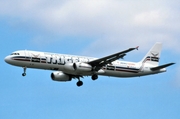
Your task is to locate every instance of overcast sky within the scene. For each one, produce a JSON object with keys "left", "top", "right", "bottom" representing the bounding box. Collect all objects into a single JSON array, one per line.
[{"left": 0, "top": 0, "right": 180, "bottom": 119}]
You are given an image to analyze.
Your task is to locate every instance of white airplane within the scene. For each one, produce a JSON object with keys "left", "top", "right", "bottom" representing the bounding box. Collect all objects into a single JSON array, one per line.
[{"left": 4, "top": 42, "right": 174, "bottom": 87}]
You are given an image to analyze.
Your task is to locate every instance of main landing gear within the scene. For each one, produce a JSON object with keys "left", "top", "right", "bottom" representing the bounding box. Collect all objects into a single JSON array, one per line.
[
  {"left": 92, "top": 74, "right": 98, "bottom": 80},
  {"left": 76, "top": 74, "right": 98, "bottom": 87},
  {"left": 22, "top": 67, "right": 27, "bottom": 76},
  {"left": 76, "top": 80, "right": 83, "bottom": 87}
]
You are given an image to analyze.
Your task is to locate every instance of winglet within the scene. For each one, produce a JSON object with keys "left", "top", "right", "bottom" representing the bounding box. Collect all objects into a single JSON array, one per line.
[{"left": 136, "top": 46, "right": 139, "bottom": 50}]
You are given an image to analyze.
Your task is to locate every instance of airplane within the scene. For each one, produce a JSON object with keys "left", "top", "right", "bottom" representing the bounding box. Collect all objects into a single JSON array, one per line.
[{"left": 4, "top": 42, "right": 175, "bottom": 87}]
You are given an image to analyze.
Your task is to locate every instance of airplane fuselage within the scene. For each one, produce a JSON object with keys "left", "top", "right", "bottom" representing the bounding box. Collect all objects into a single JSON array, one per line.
[{"left": 5, "top": 50, "right": 166, "bottom": 78}]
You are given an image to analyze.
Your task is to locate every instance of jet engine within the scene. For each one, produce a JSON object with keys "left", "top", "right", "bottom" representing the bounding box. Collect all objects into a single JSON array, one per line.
[
  {"left": 64, "top": 63, "right": 75, "bottom": 71},
  {"left": 73, "top": 62, "right": 92, "bottom": 72},
  {"left": 63, "top": 62, "right": 92, "bottom": 72},
  {"left": 51, "top": 71, "right": 72, "bottom": 82}
]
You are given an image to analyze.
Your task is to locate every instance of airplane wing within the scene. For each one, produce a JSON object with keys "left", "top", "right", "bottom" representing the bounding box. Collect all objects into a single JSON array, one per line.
[{"left": 88, "top": 46, "right": 139, "bottom": 71}]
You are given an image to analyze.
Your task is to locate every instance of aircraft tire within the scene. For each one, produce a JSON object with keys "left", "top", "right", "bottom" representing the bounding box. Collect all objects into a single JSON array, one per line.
[
  {"left": 77, "top": 81, "right": 83, "bottom": 87},
  {"left": 22, "top": 73, "right": 26, "bottom": 76},
  {"left": 92, "top": 74, "right": 98, "bottom": 80}
]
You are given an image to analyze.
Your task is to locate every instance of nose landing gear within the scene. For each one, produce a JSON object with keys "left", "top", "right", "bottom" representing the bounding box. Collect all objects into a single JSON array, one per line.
[{"left": 22, "top": 67, "right": 27, "bottom": 76}]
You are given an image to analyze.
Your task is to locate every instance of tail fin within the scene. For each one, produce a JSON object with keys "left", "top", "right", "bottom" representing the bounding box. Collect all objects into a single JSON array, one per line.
[{"left": 140, "top": 42, "right": 162, "bottom": 66}]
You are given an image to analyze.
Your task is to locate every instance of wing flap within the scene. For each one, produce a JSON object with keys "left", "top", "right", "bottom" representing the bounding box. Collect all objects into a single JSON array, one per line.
[{"left": 150, "top": 63, "right": 175, "bottom": 71}]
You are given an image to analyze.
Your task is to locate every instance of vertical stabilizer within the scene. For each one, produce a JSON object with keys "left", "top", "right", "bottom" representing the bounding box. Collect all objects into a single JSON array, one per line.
[{"left": 140, "top": 42, "right": 162, "bottom": 66}]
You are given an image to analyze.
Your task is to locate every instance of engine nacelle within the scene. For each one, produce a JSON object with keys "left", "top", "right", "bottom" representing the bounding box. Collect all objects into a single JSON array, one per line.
[
  {"left": 51, "top": 71, "right": 72, "bottom": 82},
  {"left": 73, "top": 62, "right": 92, "bottom": 72},
  {"left": 64, "top": 63, "right": 75, "bottom": 71}
]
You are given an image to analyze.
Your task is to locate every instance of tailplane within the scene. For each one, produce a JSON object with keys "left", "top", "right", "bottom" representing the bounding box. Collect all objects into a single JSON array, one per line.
[
  {"left": 150, "top": 63, "right": 175, "bottom": 71},
  {"left": 140, "top": 42, "right": 162, "bottom": 66}
]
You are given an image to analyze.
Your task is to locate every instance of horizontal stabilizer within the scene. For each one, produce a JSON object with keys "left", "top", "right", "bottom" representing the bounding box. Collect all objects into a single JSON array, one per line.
[{"left": 150, "top": 63, "right": 175, "bottom": 71}]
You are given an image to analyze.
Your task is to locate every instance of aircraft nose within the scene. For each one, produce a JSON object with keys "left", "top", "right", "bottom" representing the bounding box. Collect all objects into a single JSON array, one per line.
[{"left": 4, "top": 56, "right": 11, "bottom": 64}]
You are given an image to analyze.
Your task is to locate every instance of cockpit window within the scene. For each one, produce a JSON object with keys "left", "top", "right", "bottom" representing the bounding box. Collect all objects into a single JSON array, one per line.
[{"left": 11, "top": 53, "right": 20, "bottom": 55}]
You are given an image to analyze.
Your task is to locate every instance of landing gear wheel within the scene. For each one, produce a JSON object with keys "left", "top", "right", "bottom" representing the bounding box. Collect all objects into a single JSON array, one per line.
[
  {"left": 22, "top": 73, "right": 26, "bottom": 76},
  {"left": 92, "top": 74, "right": 98, "bottom": 80},
  {"left": 76, "top": 81, "right": 83, "bottom": 87}
]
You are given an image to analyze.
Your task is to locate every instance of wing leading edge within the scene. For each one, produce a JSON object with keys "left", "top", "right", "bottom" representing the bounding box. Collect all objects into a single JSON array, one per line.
[{"left": 88, "top": 46, "right": 139, "bottom": 71}]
